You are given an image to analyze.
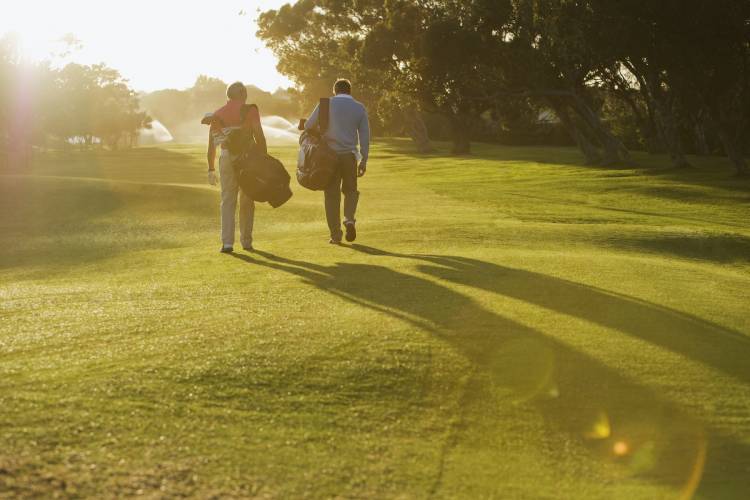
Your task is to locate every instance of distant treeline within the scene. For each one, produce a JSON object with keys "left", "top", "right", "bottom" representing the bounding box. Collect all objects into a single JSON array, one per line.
[
  {"left": 0, "top": 37, "right": 150, "bottom": 159},
  {"left": 140, "top": 76, "right": 298, "bottom": 142},
  {"left": 257, "top": 0, "right": 750, "bottom": 174},
  {"left": 0, "top": 30, "right": 299, "bottom": 163}
]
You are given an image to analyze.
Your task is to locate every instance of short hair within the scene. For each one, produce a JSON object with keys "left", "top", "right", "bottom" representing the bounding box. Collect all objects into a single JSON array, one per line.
[
  {"left": 333, "top": 78, "right": 352, "bottom": 95},
  {"left": 227, "top": 81, "right": 247, "bottom": 100}
]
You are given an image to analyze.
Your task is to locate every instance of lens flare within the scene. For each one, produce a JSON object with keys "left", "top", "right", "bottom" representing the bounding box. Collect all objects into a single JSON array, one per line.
[
  {"left": 613, "top": 440, "right": 629, "bottom": 456},
  {"left": 584, "top": 411, "right": 611, "bottom": 440},
  {"left": 678, "top": 429, "right": 707, "bottom": 500},
  {"left": 591, "top": 417, "right": 706, "bottom": 499}
]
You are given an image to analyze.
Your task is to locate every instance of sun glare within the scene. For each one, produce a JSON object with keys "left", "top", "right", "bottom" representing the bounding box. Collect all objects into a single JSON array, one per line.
[
  {"left": 6, "top": 31, "right": 63, "bottom": 63},
  {"left": 0, "top": 0, "right": 293, "bottom": 91}
]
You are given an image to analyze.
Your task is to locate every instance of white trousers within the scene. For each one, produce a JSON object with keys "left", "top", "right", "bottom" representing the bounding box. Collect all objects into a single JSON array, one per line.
[{"left": 219, "top": 150, "right": 254, "bottom": 247}]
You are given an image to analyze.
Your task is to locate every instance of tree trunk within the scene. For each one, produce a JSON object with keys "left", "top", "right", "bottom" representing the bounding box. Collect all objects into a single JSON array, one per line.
[
  {"left": 653, "top": 98, "right": 691, "bottom": 168},
  {"left": 403, "top": 108, "right": 434, "bottom": 153},
  {"left": 626, "top": 59, "right": 689, "bottom": 166},
  {"left": 642, "top": 97, "right": 663, "bottom": 154},
  {"left": 693, "top": 119, "right": 711, "bottom": 156},
  {"left": 616, "top": 88, "right": 659, "bottom": 154},
  {"left": 570, "top": 93, "right": 631, "bottom": 165},
  {"left": 552, "top": 100, "right": 601, "bottom": 164},
  {"left": 716, "top": 124, "right": 748, "bottom": 176},
  {"left": 449, "top": 115, "right": 472, "bottom": 155}
]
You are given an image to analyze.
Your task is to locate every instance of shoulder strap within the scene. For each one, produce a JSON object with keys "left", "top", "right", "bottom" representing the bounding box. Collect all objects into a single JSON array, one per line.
[
  {"left": 319, "top": 98, "right": 330, "bottom": 133},
  {"left": 240, "top": 103, "right": 258, "bottom": 125}
]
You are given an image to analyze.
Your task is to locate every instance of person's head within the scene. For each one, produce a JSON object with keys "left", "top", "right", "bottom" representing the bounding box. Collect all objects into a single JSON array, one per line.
[
  {"left": 333, "top": 78, "right": 352, "bottom": 95},
  {"left": 226, "top": 81, "right": 247, "bottom": 102}
]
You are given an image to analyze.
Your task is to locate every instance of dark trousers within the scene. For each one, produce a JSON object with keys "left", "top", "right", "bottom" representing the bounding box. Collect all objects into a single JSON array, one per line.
[{"left": 324, "top": 153, "right": 359, "bottom": 240}]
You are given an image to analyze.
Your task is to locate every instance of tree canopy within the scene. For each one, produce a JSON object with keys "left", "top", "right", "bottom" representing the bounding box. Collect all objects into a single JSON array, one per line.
[
  {"left": 1, "top": 35, "right": 151, "bottom": 164},
  {"left": 257, "top": 0, "right": 750, "bottom": 174}
]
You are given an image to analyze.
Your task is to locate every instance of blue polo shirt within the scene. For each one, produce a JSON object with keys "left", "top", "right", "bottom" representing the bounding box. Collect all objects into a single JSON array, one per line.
[{"left": 304, "top": 94, "right": 370, "bottom": 161}]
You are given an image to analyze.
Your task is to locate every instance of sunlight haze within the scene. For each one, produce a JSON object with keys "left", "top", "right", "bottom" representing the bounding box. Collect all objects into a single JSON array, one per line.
[{"left": 1, "top": 0, "right": 293, "bottom": 92}]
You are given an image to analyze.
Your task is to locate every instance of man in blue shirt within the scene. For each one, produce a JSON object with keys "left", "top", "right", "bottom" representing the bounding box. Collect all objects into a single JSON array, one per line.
[{"left": 304, "top": 79, "right": 370, "bottom": 243}]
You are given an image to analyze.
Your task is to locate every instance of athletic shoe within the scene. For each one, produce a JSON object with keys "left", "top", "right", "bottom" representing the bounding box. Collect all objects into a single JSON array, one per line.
[
  {"left": 329, "top": 238, "right": 341, "bottom": 245},
  {"left": 344, "top": 221, "right": 356, "bottom": 242},
  {"left": 220, "top": 245, "right": 234, "bottom": 253},
  {"left": 242, "top": 244, "right": 254, "bottom": 252}
]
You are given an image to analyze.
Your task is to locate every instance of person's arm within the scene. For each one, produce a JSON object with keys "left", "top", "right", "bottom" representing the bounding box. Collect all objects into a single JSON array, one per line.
[
  {"left": 206, "top": 129, "right": 218, "bottom": 185},
  {"left": 304, "top": 104, "right": 320, "bottom": 131},
  {"left": 358, "top": 107, "right": 370, "bottom": 176},
  {"left": 207, "top": 128, "right": 216, "bottom": 171}
]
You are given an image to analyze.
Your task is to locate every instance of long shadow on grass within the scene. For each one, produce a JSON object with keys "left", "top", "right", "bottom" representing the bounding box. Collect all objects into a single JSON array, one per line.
[
  {"left": 231, "top": 250, "right": 750, "bottom": 498},
  {"left": 612, "top": 233, "right": 750, "bottom": 264},
  {"left": 350, "top": 245, "right": 750, "bottom": 384}
]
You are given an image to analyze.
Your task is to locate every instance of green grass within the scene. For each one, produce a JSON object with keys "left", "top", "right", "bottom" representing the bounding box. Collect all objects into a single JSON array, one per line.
[{"left": 1, "top": 139, "right": 749, "bottom": 498}]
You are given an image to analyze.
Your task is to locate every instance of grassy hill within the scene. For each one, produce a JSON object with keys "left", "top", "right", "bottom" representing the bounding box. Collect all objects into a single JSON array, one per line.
[{"left": 1, "top": 141, "right": 749, "bottom": 498}]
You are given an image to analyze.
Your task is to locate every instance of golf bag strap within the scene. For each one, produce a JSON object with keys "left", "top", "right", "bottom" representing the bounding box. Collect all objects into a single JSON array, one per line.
[
  {"left": 319, "top": 98, "right": 330, "bottom": 133},
  {"left": 240, "top": 103, "right": 258, "bottom": 124}
]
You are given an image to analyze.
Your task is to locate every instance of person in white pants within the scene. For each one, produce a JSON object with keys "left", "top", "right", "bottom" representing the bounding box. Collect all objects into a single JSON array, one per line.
[
  {"left": 205, "top": 82, "right": 266, "bottom": 253},
  {"left": 218, "top": 150, "right": 254, "bottom": 251}
]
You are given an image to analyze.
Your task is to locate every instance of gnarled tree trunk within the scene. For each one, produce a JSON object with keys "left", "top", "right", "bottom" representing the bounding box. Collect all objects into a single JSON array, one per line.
[
  {"left": 551, "top": 100, "right": 601, "bottom": 164},
  {"left": 403, "top": 107, "right": 434, "bottom": 153},
  {"left": 448, "top": 115, "right": 472, "bottom": 155},
  {"left": 716, "top": 123, "right": 748, "bottom": 176},
  {"left": 626, "top": 59, "right": 690, "bottom": 167},
  {"left": 570, "top": 93, "right": 631, "bottom": 165},
  {"left": 693, "top": 121, "right": 710, "bottom": 156},
  {"left": 652, "top": 98, "right": 691, "bottom": 168}
]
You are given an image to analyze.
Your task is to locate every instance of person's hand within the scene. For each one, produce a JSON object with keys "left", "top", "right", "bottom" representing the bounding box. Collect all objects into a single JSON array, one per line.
[
  {"left": 357, "top": 160, "right": 367, "bottom": 177},
  {"left": 208, "top": 170, "right": 218, "bottom": 186}
]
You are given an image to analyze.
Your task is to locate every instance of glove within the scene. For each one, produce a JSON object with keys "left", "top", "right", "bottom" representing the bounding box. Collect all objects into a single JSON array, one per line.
[
  {"left": 208, "top": 170, "right": 218, "bottom": 186},
  {"left": 357, "top": 160, "right": 367, "bottom": 177}
]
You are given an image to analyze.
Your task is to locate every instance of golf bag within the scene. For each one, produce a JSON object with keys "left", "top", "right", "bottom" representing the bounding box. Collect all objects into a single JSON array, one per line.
[
  {"left": 297, "top": 98, "right": 337, "bottom": 191},
  {"left": 225, "top": 104, "right": 293, "bottom": 208},
  {"left": 233, "top": 148, "right": 293, "bottom": 208}
]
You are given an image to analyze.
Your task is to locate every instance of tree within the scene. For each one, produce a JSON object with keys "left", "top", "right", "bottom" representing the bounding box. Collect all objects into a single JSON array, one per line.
[
  {"left": 667, "top": 0, "right": 749, "bottom": 175},
  {"left": 583, "top": 0, "right": 749, "bottom": 172},
  {"left": 39, "top": 63, "right": 151, "bottom": 149},
  {"left": 498, "top": 0, "right": 632, "bottom": 164},
  {"left": 362, "top": 0, "right": 512, "bottom": 154},
  {"left": 257, "top": 0, "right": 436, "bottom": 153},
  {"left": 259, "top": 0, "right": 628, "bottom": 158},
  {"left": 256, "top": 0, "right": 748, "bottom": 169}
]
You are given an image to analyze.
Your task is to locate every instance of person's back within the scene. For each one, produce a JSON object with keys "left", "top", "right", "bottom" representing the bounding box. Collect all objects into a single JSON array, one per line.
[
  {"left": 210, "top": 100, "right": 264, "bottom": 151},
  {"left": 326, "top": 95, "right": 369, "bottom": 157},
  {"left": 303, "top": 79, "right": 370, "bottom": 244},
  {"left": 214, "top": 99, "right": 244, "bottom": 128}
]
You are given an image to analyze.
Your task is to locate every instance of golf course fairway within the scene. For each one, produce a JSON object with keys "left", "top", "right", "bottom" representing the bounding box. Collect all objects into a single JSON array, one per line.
[{"left": 1, "top": 140, "right": 749, "bottom": 498}]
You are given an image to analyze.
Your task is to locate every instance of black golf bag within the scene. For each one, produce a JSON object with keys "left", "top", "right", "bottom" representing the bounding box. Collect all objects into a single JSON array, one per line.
[
  {"left": 224, "top": 104, "right": 293, "bottom": 208},
  {"left": 297, "top": 98, "right": 337, "bottom": 191}
]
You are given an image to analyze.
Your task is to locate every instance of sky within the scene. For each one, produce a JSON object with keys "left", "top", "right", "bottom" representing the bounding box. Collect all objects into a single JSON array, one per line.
[{"left": 0, "top": 0, "right": 294, "bottom": 92}]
